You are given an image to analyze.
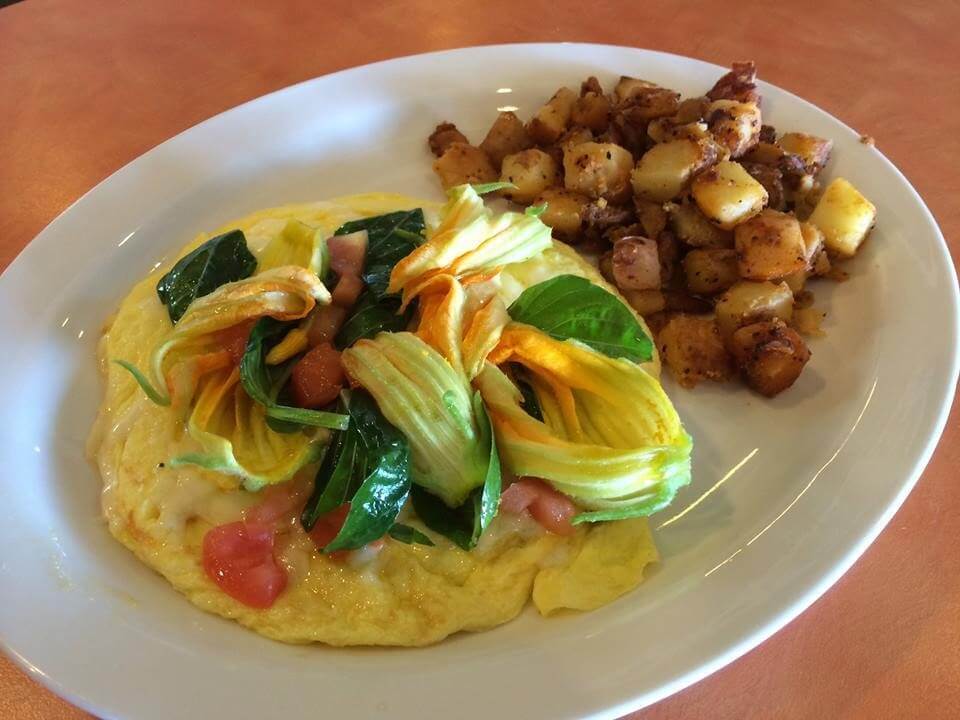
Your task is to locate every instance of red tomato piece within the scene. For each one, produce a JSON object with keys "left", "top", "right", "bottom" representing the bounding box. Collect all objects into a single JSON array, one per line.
[
  {"left": 307, "top": 503, "right": 352, "bottom": 561},
  {"left": 327, "top": 231, "right": 368, "bottom": 277},
  {"left": 202, "top": 521, "right": 287, "bottom": 609},
  {"left": 306, "top": 305, "right": 348, "bottom": 347},
  {"left": 245, "top": 482, "right": 308, "bottom": 526},
  {"left": 290, "top": 343, "right": 345, "bottom": 408},
  {"left": 500, "top": 478, "right": 577, "bottom": 536},
  {"left": 212, "top": 320, "right": 256, "bottom": 364},
  {"left": 331, "top": 273, "right": 365, "bottom": 308}
]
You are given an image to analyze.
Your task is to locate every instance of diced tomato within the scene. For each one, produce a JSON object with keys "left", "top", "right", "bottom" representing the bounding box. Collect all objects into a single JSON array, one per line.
[
  {"left": 202, "top": 521, "right": 287, "bottom": 609},
  {"left": 500, "top": 478, "right": 577, "bottom": 536},
  {"left": 290, "top": 343, "right": 345, "bottom": 408},
  {"left": 307, "top": 305, "right": 348, "bottom": 347},
  {"left": 212, "top": 320, "right": 256, "bottom": 364},
  {"left": 331, "top": 273, "right": 365, "bottom": 308},
  {"left": 245, "top": 481, "right": 309, "bottom": 526},
  {"left": 327, "top": 231, "right": 368, "bottom": 277},
  {"left": 307, "top": 503, "right": 351, "bottom": 561}
]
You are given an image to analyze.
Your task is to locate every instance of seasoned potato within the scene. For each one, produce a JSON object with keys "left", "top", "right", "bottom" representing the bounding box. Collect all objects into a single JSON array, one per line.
[
  {"left": 528, "top": 87, "right": 577, "bottom": 144},
  {"left": 613, "top": 77, "right": 660, "bottom": 105},
  {"left": 563, "top": 142, "right": 634, "bottom": 202},
  {"left": 706, "top": 61, "right": 760, "bottom": 105},
  {"left": 558, "top": 126, "right": 594, "bottom": 152},
  {"left": 580, "top": 75, "right": 603, "bottom": 95},
  {"left": 691, "top": 160, "right": 768, "bottom": 230},
  {"left": 667, "top": 201, "right": 733, "bottom": 248},
  {"left": 706, "top": 100, "right": 762, "bottom": 158},
  {"left": 433, "top": 142, "right": 498, "bottom": 189},
  {"left": 734, "top": 209, "right": 806, "bottom": 280},
  {"left": 675, "top": 96, "right": 710, "bottom": 123},
  {"left": 611, "top": 237, "right": 661, "bottom": 290},
  {"left": 634, "top": 198, "right": 668, "bottom": 238},
  {"left": 622, "top": 289, "right": 666, "bottom": 316},
  {"left": 479, "top": 112, "right": 533, "bottom": 168},
  {"left": 715, "top": 280, "right": 794, "bottom": 340},
  {"left": 571, "top": 92, "right": 612, "bottom": 131},
  {"left": 619, "top": 88, "right": 681, "bottom": 123},
  {"left": 533, "top": 188, "right": 588, "bottom": 239},
  {"left": 683, "top": 249, "right": 739, "bottom": 295},
  {"left": 500, "top": 149, "right": 560, "bottom": 203},
  {"left": 648, "top": 119, "right": 710, "bottom": 144},
  {"left": 778, "top": 132, "right": 833, "bottom": 174},
  {"left": 742, "top": 162, "right": 785, "bottom": 211},
  {"left": 800, "top": 221, "right": 831, "bottom": 277},
  {"left": 658, "top": 314, "right": 734, "bottom": 388},
  {"left": 807, "top": 178, "right": 877, "bottom": 257},
  {"left": 428, "top": 122, "right": 469, "bottom": 157},
  {"left": 741, "top": 141, "right": 784, "bottom": 166},
  {"left": 630, "top": 138, "right": 718, "bottom": 203},
  {"left": 729, "top": 318, "right": 811, "bottom": 396}
]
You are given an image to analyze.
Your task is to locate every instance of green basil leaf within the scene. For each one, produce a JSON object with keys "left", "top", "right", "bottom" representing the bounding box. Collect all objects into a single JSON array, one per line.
[
  {"left": 388, "top": 523, "right": 435, "bottom": 546},
  {"left": 335, "top": 290, "right": 412, "bottom": 349},
  {"left": 334, "top": 209, "right": 425, "bottom": 299},
  {"left": 156, "top": 229, "right": 256, "bottom": 323},
  {"left": 507, "top": 274, "right": 653, "bottom": 363}
]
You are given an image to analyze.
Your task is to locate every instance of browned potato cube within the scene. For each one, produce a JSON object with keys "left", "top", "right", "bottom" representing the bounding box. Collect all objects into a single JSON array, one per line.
[
  {"left": 558, "top": 126, "right": 594, "bottom": 152},
  {"left": 667, "top": 201, "right": 733, "bottom": 248},
  {"left": 611, "top": 237, "right": 661, "bottom": 290},
  {"left": 622, "top": 289, "right": 666, "bottom": 316},
  {"left": 734, "top": 209, "right": 807, "bottom": 280},
  {"left": 433, "top": 143, "right": 498, "bottom": 189},
  {"left": 706, "top": 100, "right": 762, "bottom": 158},
  {"left": 428, "top": 122, "right": 469, "bottom": 157},
  {"left": 741, "top": 141, "right": 784, "bottom": 166},
  {"left": 742, "top": 162, "right": 785, "bottom": 211},
  {"left": 631, "top": 138, "right": 718, "bottom": 203},
  {"left": 715, "top": 280, "right": 794, "bottom": 339},
  {"left": 658, "top": 314, "right": 734, "bottom": 388},
  {"left": 729, "top": 319, "right": 811, "bottom": 396},
  {"left": 691, "top": 160, "right": 768, "bottom": 230},
  {"left": 620, "top": 88, "right": 681, "bottom": 122},
  {"left": 563, "top": 142, "right": 634, "bottom": 202},
  {"left": 778, "top": 132, "right": 833, "bottom": 174},
  {"left": 634, "top": 198, "right": 668, "bottom": 238},
  {"left": 683, "top": 249, "right": 740, "bottom": 295},
  {"left": 580, "top": 76, "right": 603, "bottom": 95},
  {"left": 648, "top": 119, "right": 711, "bottom": 144},
  {"left": 528, "top": 87, "right": 577, "bottom": 144},
  {"left": 500, "top": 149, "right": 560, "bottom": 203},
  {"left": 675, "top": 96, "right": 710, "bottom": 123},
  {"left": 613, "top": 76, "right": 659, "bottom": 105},
  {"left": 571, "top": 92, "right": 612, "bottom": 131},
  {"left": 479, "top": 112, "right": 532, "bottom": 168},
  {"left": 533, "top": 188, "right": 588, "bottom": 239},
  {"left": 807, "top": 178, "right": 877, "bottom": 257},
  {"left": 706, "top": 61, "right": 760, "bottom": 104}
]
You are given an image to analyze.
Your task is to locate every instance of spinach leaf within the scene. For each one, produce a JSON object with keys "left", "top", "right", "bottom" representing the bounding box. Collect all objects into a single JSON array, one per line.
[
  {"left": 409, "top": 394, "right": 501, "bottom": 550},
  {"left": 507, "top": 274, "right": 654, "bottom": 363},
  {"left": 301, "top": 390, "right": 412, "bottom": 553},
  {"left": 335, "top": 290, "right": 412, "bottom": 349},
  {"left": 156, "top": 229, "right": 256, "bottom": 323},
  {"left": 334, "top": 209, "right": 425, "bottom": 299},
  {"left": 240, "top": 318, "right": 349, "bottom": 431},
  {"left": 388, "top": 523, "right": 435, "bottom": 547}
]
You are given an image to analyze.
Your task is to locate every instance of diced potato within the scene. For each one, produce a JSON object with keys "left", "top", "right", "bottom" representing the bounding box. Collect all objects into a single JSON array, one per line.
[
  {"left": 630, "top": 138, "right": 718, "bottom": 202},
  {"left": 657, "top": 314, "right": 734, "bottom": 388},
  {"left": 563, "top": 142, "right": 634, "bottom": 202},
  {"left": 741, "top": 141, "right": 784, "bottom": 166},
  {"left": 428, "top": 122, "right": 468, "bottom": 157},
  {"left": 433, "top": 142, "right": 498, "bottom": 189},
  {"left": 691, "top": 160, "right": 768, "bottom": 230},
  {"left": 614, "top": 76, "right": 659, "bottom": 105},
  {"left": 558, "top": 126, "right": 594, "bottom": 152},
  {"left": 729, "top": 319, "right": 811, "bottom": 396},
  {"left": 479, "top": 111, "right": 532, "bottom": 168},
  {"left": 580, "top": 76, "right": 603, "bottom": 95},
  {"left": 533, "top": 188, "right": 588, "bottom": 239},
  {"left": 611, "top": 237, "right": 661, "bottom": 290},
  {"left": 706, "top": 61, "right": 760, "bottom": 105},
  {"left": 622, "top": 289, "right": 666, "bottom": 316},
  {"left": 778, "top": 132, "right": 833, "bottom": 174},
  {"left": 807, "top": 178, "right": 877, "bottom": 257},
  {"left": 675, "top": 96, "right": 710, "bottom": 123},
  {"left": 667, "top": 201, "right": 733, "bottom": 248},
  {"left": 571, "top": 93, "right": 611, "bottom": 131},
  {"left": 634, "top": 198, "right": 668, "bottom": 238},
  {"left": 792, "top": 306, "right": 826, "bottom": 337},
  {"left": 619, "top": 87, "right": 681, "bottom": 122},
  {"left": 799, "top": 221, "right": 825, "bottom": 266},
  {"left": 528, "top": 87, "right": 577, "bottom": 144},
  {"left": 742, "top": 162, "right": 785, "bottom": 211},
  {"left": 715, "top": 280, "right": 794, "bottom": 339},
  {"left": 500, "top": 149, "right": 561, "bottom": 203},
  {"left": 734, "top": 209, "right": 807, "bottom": 280},
  {"left": 782, "top": 269, "right": 807, "bottom": 294},
  {"left": 648, "top": 119, "right": 710, "bottom": 144},
  {"left": 683, "top": 249, "right": 739, "bottom": 295},
  {"left": 706, "top": 100, "right": 762, "bottom": 157}
]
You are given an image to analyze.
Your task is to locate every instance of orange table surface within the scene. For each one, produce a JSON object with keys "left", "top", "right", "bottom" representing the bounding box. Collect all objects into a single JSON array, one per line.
[{"left": 2, "top": 1, "right": 958, "bottom": 718}]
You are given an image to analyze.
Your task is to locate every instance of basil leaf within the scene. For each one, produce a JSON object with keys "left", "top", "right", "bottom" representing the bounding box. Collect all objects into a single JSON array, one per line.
[
  {"left": 335, "top": 290, "right": 412, "bottom": 349},
  {"left": 388, "top": 523, "right": 435, "bottom": 546},
  {"left": 409, "top": 393, "right": 501, "bottom": 550},
  {"left": 156, "top": 229, "right": 256, "bottom": 323},
  {"left": 334, "top": 209, "right": 425, "bottom": 299},
  {"left": 239, "top": 318, "right": 349, "bottom": 431},
  {"left": 507, "top": 274, "right": 654, "bottom": 363}
]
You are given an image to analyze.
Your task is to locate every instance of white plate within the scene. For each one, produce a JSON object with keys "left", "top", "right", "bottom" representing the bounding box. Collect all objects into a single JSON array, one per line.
[{"left": 1, "top": 43, "right": 957, "bottom": 720}]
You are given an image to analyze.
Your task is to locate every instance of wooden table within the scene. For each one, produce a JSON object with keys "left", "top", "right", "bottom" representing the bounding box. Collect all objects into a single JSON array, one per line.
[{"left": 2, "top": 1, "right": 958, "bottom": 717}]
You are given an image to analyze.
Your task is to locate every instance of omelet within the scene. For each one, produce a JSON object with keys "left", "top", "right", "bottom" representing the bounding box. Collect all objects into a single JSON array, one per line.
[{"left": 88, "top": 191, "right": 670, "bottom": 646}]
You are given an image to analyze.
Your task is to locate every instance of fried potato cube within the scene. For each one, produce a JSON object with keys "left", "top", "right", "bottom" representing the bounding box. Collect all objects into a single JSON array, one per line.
[
  {"left": 715, "top": 280, "right": 794, "bottom": 340},
  {"left": 734, "top": 209, "right": 807, "bottom": 280},
  {"left": 533, "top": 188, "right": 588, "bottom": 239},
  {"left": 611, "top": 237, "right": 661, "bottom": 290},
  {"left": 500, "top": 149, "right": 561, "bottom": 203},
  {"left": 667, "top": 200, "right": 733, "bottom": 248},
  {"left": 630, "top": 138, "right": 718, "bottom": 203},
  {"left": 428, "top": 122, "right": 469, "bottom": 157},
  {"left": 741, "top": 141, "right": 784, "bottom": 166},
  {"left": 621, "top": 289, "right": 666, "bottom": 316},
  {"left": 691, "top": 160, "right": 768, "bottom": 230},
  {"left": 571, "top": 92, "right": 612, "bottom": 131},
  {"left": 706, "top": 100, "right": 762, "bottom": 158},
  {"left": 658, "top": 314, "right": 734, "bottom": 388},
  {"left": 807, "top": 178, "right": 877, "bottom": 257},
  {"left": 479, "top": 111, "right": 533, "bottom": 168},
  {"left": 433, "top": 142, "right": 498, "bottom": 189},
  {"left": 634, "top": 198, "right": 668, "bottom": 238},
  {"left": 800, "top": 221, "right": 831, "bottom": 277},
  {"left": 683, "top": 248, "right": 740, "bottom": 295},
  {"left": 777, "top": 132, "right": 833, "bottom": 174},
  {"left": 563, "top": 142, "right": 634, "bottom": 202},
  {"left": 729, "top": 318, "right": 811, "bottom": 396},
  {"left": 528, "top": 87, "right": 577, "bottom": 144},
  {"left": 613, "top": 76, "right": 660, "bottom": 105}
]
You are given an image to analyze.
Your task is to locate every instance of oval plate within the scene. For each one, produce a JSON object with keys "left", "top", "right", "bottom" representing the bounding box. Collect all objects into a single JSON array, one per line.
[{"left": 0, "top": 43, "right": 957, "bottom": 720}]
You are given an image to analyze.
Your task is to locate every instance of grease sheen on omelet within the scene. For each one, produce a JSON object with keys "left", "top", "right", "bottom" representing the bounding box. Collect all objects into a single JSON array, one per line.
[{"left": 88, "top": 193, "right": 659, "bottom": 646}]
